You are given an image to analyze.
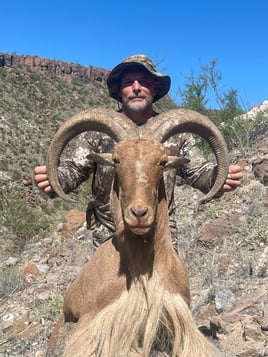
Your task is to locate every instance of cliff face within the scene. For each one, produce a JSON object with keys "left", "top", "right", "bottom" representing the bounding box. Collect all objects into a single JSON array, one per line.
[{"left": 0, "top": 53, "right": 109, "bottom": 83}]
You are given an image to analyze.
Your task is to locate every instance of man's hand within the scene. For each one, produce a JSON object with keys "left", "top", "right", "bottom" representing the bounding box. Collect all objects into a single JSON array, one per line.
[
  {"left": 34, "top": 165, "right": 54, "bottom": 193},
  {"left": 222, "top": 164, "right": 243, "bottom": 193}
]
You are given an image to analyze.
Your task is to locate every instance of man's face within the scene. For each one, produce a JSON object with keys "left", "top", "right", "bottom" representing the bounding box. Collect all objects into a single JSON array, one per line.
[{"left": 120, "top": 69, "right": 158, "bottom": 112}]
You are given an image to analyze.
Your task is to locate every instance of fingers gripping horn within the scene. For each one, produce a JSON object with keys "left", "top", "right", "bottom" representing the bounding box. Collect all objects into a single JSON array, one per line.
[
  {"left": 140, "top": 109, "right": 229, "bottom": 204},
  {"left": 47, "top": 108, "right": 139, "bottom": 201}
]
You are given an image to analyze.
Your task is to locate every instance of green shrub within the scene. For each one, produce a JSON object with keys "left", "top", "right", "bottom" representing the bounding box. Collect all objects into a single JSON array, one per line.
[
  {"left": 0, "top": 180, "right": 52, "bottom": 247},
  {"left": 0, "top": 266, "right": 24, "bottom": 300},
  {"left": 31, "top": 292, "right": 64, "bottom": 321},
  {"left": 0, "top": 67, "right": 7, "bottom": 77}
]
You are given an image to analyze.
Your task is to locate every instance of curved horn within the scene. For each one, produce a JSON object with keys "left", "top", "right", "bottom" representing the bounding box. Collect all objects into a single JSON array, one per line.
[
  {"left": 47, "top": 108, "right": 138, "bottom": 201},
  {"left": 141, "top": 109, "right": 229, "bottom": 204}
]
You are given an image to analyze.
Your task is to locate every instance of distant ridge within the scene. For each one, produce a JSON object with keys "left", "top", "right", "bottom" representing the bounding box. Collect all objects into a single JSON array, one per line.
[{"left": 0, "top": 52, "right": 109, "bottom": 84}]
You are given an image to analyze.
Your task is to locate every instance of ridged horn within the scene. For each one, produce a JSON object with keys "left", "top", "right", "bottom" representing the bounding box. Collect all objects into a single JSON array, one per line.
[
  {"left": 140, "top": 108, "right": 229, "bottom": 204},
  {"left": 47, "top": 108, "right": 139, "bottom": 201}
]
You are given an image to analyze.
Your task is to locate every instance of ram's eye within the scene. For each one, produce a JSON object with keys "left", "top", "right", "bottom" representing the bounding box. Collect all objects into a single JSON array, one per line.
[
  {"left": 160, "top": 159, "right": 168, "bottom": 167},
  {"left": 113, "top": 157, "right": 120, "bottom": 165}
]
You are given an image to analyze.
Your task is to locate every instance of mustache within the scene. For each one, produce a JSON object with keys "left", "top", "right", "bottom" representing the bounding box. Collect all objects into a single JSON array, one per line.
[{"left": 128, "top": 95, "right": 146, "bottom": 100}]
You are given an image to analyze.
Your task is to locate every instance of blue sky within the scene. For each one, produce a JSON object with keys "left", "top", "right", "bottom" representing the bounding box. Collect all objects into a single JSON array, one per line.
[{"left": 1, "top": 0, "right": 267, "bottom": 109}]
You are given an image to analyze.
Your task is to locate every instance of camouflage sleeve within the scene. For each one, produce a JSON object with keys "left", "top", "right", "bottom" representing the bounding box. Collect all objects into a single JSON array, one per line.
[
  {"left": 56, "top": 132, "right": 100, "bottom": 194},
  {"left": 177, "top": 134, "right": 218, "bottom": 194},
  {"left": 57, "top": 160, "right": 93, "bottom": 193}
]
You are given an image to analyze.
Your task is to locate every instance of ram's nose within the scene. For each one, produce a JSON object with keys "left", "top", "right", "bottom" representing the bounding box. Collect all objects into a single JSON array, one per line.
[{"left": 130, "top": 207, "right": 148, "bottom": 218}]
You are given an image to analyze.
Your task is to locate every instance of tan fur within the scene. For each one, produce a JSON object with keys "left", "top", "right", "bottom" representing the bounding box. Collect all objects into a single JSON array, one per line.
[
  {"left": 47, "top": 138, "right": 217, "bottom": 356},
  {"left": 63, "top": 272, "right": 214, "bottom": 357}
]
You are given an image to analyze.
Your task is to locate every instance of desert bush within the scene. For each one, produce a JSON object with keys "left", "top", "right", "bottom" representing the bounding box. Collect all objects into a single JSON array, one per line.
[
  {"left": 0, "top": 265, "right": 24, "bottom": 300},
  {"left": 32, "top": 292, "right": 64, "bottom": 321},
  {"left": 0, "top": 180, "right": 52, "bottom": 247},
  {"left": 223, "top": 111, "right": 268, "bottom": 156},
  {"left": 237, "top": 216, "right": 267, "bottom": 250}
]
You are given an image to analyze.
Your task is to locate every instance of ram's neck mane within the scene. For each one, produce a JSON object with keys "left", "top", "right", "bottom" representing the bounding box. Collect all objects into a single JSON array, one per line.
[{"left": 63, "top": 270, "right": 212, "bottom": 357}]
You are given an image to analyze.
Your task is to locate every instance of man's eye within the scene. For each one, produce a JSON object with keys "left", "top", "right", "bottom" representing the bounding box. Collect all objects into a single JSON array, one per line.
[
  {"left": 122, "top": 81, "right": 132, "bottom": 86},
  {"left": 140, "top": 80, "right": 150, "bottom": 86}
]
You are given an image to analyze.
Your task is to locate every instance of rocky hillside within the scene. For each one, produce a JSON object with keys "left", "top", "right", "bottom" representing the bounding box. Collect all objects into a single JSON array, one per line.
[{"left": 0, "top": 54, "right": 267, "bottom": 356}]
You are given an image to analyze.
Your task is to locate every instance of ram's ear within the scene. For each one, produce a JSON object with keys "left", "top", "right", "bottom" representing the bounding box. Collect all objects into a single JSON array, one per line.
[
  {"left": 165, "top": 156, "right": 190, "bottom": 169},
  {"left": 87, "top": 153, "right": 114, "bottom": 166}
]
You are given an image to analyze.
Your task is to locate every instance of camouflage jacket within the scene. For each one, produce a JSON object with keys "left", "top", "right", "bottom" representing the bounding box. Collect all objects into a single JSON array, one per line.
[{"left": 57, "top": 128, "right": 217, "bottom": 249}]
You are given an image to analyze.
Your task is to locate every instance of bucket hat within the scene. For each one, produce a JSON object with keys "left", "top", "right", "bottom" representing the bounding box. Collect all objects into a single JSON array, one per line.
[{"left": 107, "top": 54, "right": 171, "bottom": 103}]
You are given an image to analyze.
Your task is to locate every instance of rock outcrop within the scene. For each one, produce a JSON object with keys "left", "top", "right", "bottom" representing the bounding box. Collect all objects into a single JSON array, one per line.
[{"left": 0, "top": 52, "right": 109, "bottom": 84}]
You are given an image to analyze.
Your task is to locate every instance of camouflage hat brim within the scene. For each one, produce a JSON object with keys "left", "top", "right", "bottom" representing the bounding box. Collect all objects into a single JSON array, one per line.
[{"left": 107, "top": 55, "right": 171, "bottom": 103}]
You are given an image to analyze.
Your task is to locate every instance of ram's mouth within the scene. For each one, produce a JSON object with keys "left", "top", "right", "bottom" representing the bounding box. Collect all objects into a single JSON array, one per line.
[
  {"left": 125, "top": 214, "right": 154, "bottom": 236},
  {"left": 128, "top": 224, "right": 152, "bottom": 236}
]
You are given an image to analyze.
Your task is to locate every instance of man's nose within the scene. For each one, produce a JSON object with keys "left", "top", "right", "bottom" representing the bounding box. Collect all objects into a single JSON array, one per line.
[{"left": 132, "top": 80, "right": 141, "bottom": 91}]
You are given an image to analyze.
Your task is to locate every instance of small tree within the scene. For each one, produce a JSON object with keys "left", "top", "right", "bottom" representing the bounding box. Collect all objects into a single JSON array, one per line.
[
  {"left": 178, "top": 59, "right": 245, "bottom": 151},
  {"left": 178, "top": 70, "right": 209, "bottom": 115}
]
